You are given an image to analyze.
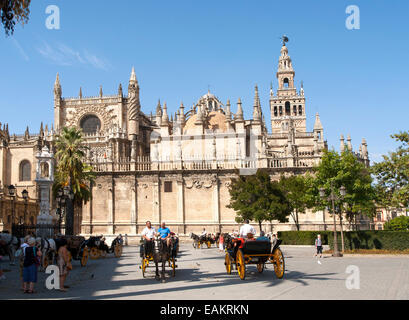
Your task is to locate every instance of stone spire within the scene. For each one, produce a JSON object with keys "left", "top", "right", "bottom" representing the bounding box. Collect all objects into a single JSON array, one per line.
[
  {"left": 39, "top": 122, "right": 44, "bottom": 139},
  {"left": 179, "top": 102, "right": 186, "bottom": 124},
  {"left": 300, "top": 81, "right": 304, "bottom": 96},
  {"left": 161, "top": 102, "right": 169, "bottom": 125},
  {"left": 313, "top": 113, "right": 323, "bottom": 131},
  {"left": 24, "top": 126, "right": 30, "bottom": 141},
  {"left": 195, "top": 103, "right": 204, "bottom": 124},
  {"left": 54, "top": 73, "right": 62, "bottom": 99},
  {"left": 347, "top": 134, "right": 353, "bottom": 151},
  {"left": 225, "top": 99, "right": 231, "bottom": 120},
  {"left": 79, "top": 87, "right": 83, "bottom": 99},
  {"left": 128, "top": 67, "right": 141, "bottom": 139},
  {"left": 253, "top": 86, "right": 261, "bottom": 122},
  {"left": 235, "top": 98, "right": 244, "bottom": 122},
  {"left": 118, "top": 83, "right": 123, "bottom": 97},
  {"left": 340, "top": 134, "right": 345, "bottom": 153},
  {"left": 361, "top": 138, "right": 368, "bottom": 159}
]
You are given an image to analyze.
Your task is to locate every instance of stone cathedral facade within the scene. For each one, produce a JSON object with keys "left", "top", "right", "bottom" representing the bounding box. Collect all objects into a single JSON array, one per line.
[{"left": 0, "top": 43, "right": 371, "bottom": 237}]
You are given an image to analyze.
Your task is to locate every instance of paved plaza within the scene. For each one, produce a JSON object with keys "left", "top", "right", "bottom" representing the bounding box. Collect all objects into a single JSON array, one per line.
[{"left": 1, "top": 244, "right": 408, "bottom": 300}]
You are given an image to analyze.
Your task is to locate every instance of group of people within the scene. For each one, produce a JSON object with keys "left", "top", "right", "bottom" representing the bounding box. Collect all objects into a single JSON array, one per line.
[
  {"left": 0, "top": 234, "right": 72, "bottom": 294},
  {"left": 141, "top": 221, "right": 179, "bottom": 255}
]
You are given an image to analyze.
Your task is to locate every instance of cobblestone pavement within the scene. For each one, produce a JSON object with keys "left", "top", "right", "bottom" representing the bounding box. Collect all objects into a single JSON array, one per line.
[{"left": 1, "top": 244, "right": 408, "bottom": 300}]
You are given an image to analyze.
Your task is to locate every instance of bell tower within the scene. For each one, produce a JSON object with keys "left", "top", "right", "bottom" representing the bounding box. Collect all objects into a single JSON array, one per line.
[{"left": 270, "top": 37, "right": 306, "bottom": 134}]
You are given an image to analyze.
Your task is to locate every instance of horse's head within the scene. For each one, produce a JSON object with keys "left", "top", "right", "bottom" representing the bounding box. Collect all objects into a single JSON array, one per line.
[{"left": 223, "top": 233, "right": 233, "bottom": 250}]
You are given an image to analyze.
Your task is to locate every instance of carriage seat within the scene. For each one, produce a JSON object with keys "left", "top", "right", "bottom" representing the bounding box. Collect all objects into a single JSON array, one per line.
[{"left": 242, "top": 240, "right": 271, "bottom": 255}]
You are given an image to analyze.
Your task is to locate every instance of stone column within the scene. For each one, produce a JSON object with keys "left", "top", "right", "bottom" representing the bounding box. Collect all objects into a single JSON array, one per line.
[
  {"left": 176, "top": 178, "right": 185, "bottom": 234},
  {"left": 212, "top": 177, "right": 221, "bottom": 233},
  {"left": 107, "top": 178, "right": 114, "bottom": 234}
]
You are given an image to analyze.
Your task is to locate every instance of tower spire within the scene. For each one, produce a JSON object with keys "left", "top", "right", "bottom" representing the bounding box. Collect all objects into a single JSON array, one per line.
[
  {"left": 235, "top": 98, "right": 244, "bottom": 122},
  {"left": 253, "top": 85, "right": 261, "bottom": 122}
]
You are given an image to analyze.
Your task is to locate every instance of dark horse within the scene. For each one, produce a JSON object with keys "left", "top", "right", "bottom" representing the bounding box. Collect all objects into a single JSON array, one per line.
[{"left": 153, "top": 237, "right": 176, "bottom": 282}]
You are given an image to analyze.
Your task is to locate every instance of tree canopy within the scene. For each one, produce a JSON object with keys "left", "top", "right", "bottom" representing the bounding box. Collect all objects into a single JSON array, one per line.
[
  {"left": 227, "top": 169, "right": 291, "bottom": 231},
  {"left": 53, "top": 127, "right": 95, "bottom": 206},
  {"left": 0, "top": 0, "right": 31, "bottom": 36},
  {"left": 384, "top": 215, "right": 409, "bottom": 231},
  {"left": 372, "top": 131, "right": 409, "bottom": 209}
]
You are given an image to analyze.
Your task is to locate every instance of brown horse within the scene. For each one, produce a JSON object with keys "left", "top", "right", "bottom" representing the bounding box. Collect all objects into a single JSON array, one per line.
[{"left": 153, "top": 237, "right": 176, "bottom": 282}]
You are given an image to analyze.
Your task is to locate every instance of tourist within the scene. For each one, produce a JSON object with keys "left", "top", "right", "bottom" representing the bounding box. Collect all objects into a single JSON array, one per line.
[
  {"left": 257, "top": 231, "right": 270, "bottom": 242},
  {"left": 19, "top": 235, "right": 30, "bottom": 291},
  {"left": 218, "top": 234, "right": 224, "bottom": 252},
  {"left": 141, "top": 221, "right": 156, "bottom": 256},
  {"left": 314, "top": 234, "right": 323, "bottom": 259},
  {"left": 201, "top": 228, "right": 207, "bottom": 237},
  {"left": 239, "top": 220, "right": 256, "bottom": 239},
  {"left": 23, "top": 237, "right": 42, "bottom": 294},
  {"left": 57, "top": 238, "right": 72, "bottom": 292},
  {"left": 157, "top": 222, "right": 172, "bottom": 247},
  {"left": 271, "top": 234, "right": 278, "bottom": 247}
]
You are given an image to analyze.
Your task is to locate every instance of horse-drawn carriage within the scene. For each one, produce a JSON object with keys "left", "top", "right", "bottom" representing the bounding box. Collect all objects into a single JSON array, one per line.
[
  {"left": 190, "top": 233, "right": 220, "bottom": 249},
  {"left": 224, "top": 235, "right": 285, "bottom": 280},
  {"left": 85, "top": 235, "right": 124, "bottom": 260},
  {"left": 139, "top": 235, "right": 178, "bottom": 281}
]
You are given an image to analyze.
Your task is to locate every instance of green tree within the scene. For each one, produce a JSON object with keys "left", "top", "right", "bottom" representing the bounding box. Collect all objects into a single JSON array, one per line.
[
  {"left": 384, "top": 215, "right": 409, "bottom": 231},
  {"left": 279, "top": 174, "right": 313, "bottom": 231},
  {"left": 372, "top": 131, "right": 409, "bottom": 209},
  {"left": 227, "top": 170, "right": 291, "bottom": 232},
  {"left": 1, "top": 0, "right": 31, "bottom": 36},
  {"left": 53, "top": 127, "right": 95, "bottom": 211},
  {"left": 310, "top": 149, "right": 375, "bottom": 251}
]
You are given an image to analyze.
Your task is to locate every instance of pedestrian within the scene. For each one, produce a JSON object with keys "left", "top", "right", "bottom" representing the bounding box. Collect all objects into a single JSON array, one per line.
[
  {"left": 271, "top": 234, "right": 278, "bottom": 247},
  {"left": 57, "top": 238, "right": 72, "bottom": 292},
  {"left": 18, "top": 235, "right": 30, "bottom": 291},
  {"left": 314, "top": 234, "right": 323, "bottom": 259},
  {"left": 218, "top": 234, "right": 224, "bottom": 252},
  {"left": 23, "top": 237, "right": 42, "bottom": 294}
]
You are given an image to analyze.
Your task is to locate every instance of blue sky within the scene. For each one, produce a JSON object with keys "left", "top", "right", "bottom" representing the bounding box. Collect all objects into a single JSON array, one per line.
[{"left": 1, "top": 0, "right": 408, "bottom": 162}]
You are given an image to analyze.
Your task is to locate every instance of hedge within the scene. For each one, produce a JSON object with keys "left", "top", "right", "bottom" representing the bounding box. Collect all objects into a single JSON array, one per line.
[{"left": 278, "top": 231, "right": 409, "bottom": 251}]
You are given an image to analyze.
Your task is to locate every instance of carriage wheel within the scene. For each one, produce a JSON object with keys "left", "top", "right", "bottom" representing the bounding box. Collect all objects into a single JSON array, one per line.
[
  {"left": 225, "top": 253, "right": 232, "bottom": 275},
  {"left": 141, "top": 259, "right": 147, "bottom": 278},
  {"left": 272, "top": 248, "right": 285, "bottom": 279},
  {"left": 236, "top": 249, "right": 246, "bottom": 280},
  {"left": 90, "top": 247, "right": 100, "bottom": 259},
  {"left": 257, "top": 262, "right": 264, "bottom": 273},
  {"left": 114, "top": 244, "right": 123, "bottom": 258},
  {"left": 198, "top": 242, "right": 201, "bottom": 249},
  {"left": 81, "top": 247, "right": 89, "bottom": 267},
  {"left": 207, "top": 241, "right": 211, "bottom": 248},
  {"left": 171, "top": 258, "right": 176, "bottom": 277}
]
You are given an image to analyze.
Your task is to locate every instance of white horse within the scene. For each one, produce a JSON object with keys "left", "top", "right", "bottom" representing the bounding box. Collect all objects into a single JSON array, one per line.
[
  {"left": 35, "top": 237, "right": 57, "bottom": 270},
  {"left": 0, "top": 233, "right": 20, "bottom": 265}
]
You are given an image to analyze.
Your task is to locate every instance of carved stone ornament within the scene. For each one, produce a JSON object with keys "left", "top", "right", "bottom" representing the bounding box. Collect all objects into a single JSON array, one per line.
[{"left": 64, "top": 104, "right": 117, "bottom": 130}]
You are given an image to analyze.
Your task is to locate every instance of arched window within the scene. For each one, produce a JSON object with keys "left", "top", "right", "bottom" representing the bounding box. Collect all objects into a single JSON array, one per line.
[
  {"left": 279, "top": 106, "right": 283, "bottom": 116},
  {"left": 274, "top": 107, "right": 278, "bottom": 117},
  {"left": 19, "top": 160, "right": 31, "bottom": 181},
  {"left": 80, "top": 115, "right": 101, "bottom": 134},
  {"left": 283, "top": 78, "right": 289, "bottom": 88},
  {"left": 298, "top": 105, "right": 303, "bottom": 116},
  {"left": 285, "top": 102, "right": 291, "bottom": 116},
  {"left": 40, "top": 162, "right": 49, "bottom": 178},
  {"left": 293, "top": 105, "right": 297, "bottom": 116}
]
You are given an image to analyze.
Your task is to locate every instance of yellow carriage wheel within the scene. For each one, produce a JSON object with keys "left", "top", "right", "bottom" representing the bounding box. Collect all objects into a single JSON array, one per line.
[
  {"left": 236, "top": 249, "right": 246, "bottom": 280},
  {"left": 207, "top": 241, "right": 211, "bottom": 248},
  {"left": 198, "top": 242, "right": 201, "bottom": 249},
  {"left": 141, "top": 259, "right": 147, "bottom": 277},
  {"left": 257, "top": 262, "right": 264, "bottom": 273},
  {"left": 225, "top": 253, "right": 232, "bottom": 274},
  {"left": 90, "top": 247, "right": 100, "bottom": 259},
  {"left": 171, "top": 258, "right": 176, "bottom": 277},
  {"left": 272, "top": 248, "right": 285, "bottom": 279},
  {"left": 81, "top": 247, "right": 89, "bottom": 267},
  {"left": 114, "top": 244, "right": 123, "bottom": 258}
]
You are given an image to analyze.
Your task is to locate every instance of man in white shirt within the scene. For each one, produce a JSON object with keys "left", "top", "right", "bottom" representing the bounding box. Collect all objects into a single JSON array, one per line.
[
  {"left": 239, "top": 220, "right": 256, "bottom": 239},
  {"left": 201, "top": 228, "right": 207, "bottom": 237},
  {"left": 141, "top": 221, "right": 156, "bottom": 256}
]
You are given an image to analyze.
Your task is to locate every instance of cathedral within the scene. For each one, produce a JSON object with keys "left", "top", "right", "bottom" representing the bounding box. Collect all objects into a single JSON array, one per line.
[{"left": 0, "top": 42, "right": 371, "bottom": 238}]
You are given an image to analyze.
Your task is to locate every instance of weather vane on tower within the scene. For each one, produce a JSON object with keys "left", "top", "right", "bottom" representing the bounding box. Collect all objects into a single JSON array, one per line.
[{"left": 281, "top": 35, "right": 289, "bottom": 46}]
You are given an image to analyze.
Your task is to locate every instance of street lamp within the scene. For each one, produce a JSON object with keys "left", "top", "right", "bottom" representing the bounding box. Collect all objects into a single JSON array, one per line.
[
  {"left": 319, "top": 182, "right": 346, "bottom": 258},
  {"left": 8, "top": 185, "right": 16, "bottom": 228},
  {"left": 22, "top": 189, "right": 29, "bottom": 225}
]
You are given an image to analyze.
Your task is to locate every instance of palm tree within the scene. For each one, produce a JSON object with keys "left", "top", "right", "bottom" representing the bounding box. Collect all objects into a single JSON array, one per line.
[{"left": 53, "top": 127, "right": 95, "bottom": 234}]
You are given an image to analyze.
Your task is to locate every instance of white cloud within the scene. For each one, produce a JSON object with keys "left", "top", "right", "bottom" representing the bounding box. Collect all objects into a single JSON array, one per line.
[
  {"left": 12, "top": 39, "right": 29, "bottom": 61},
  {"left": 36, "top": 41, "right": 110, "bottom": 70}
]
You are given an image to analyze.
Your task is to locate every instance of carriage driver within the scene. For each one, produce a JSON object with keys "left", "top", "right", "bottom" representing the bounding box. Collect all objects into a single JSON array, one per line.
[
  {"left": 239, "top": 220, "right": 257, "bottom": 239},
  {"left": 157, "top": 222, "right": 172, "bottom": 247},
  {"left": 141, "top": 221, "right": 156, "bottom": 255}
]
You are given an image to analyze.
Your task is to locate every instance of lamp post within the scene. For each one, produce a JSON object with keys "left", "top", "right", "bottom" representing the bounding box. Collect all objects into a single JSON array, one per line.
[
  {"left": 22, "top": 189, "right": 29, "bottom": 225},
  {"left": 319, "top": 182, "right": 346, "bottom": 258},
  {"left": 8, "top": 185, "right": 16, "bottom": 230}
]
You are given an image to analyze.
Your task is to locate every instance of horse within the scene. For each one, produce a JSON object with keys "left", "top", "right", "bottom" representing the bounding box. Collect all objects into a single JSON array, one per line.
[
  {"left": 153, "top": 236, "right": 176, "bottom": 283},
  {"left": 0, "top": 232, "right": 20, "bottom": 265},
  {"left": 35, "top": 237, "right": 57, "bottom": 270}
]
